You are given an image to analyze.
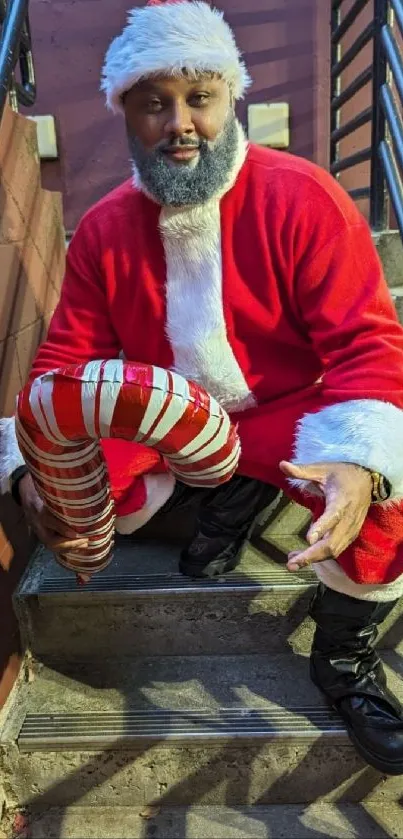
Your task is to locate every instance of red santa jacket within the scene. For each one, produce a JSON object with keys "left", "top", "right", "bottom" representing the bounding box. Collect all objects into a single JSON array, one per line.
[{"left": 30, "top": 144, "right": 403, "bottom": 504}]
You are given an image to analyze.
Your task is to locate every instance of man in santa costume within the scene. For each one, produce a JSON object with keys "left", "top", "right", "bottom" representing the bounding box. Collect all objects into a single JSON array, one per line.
[{"left": 2, "top": 0, "right": 403, "bottom": 773}]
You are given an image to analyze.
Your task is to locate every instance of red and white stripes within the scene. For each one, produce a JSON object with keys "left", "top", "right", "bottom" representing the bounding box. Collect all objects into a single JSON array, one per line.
[{"left": 16, "top": 360, "right": 240, "bottom": 577}]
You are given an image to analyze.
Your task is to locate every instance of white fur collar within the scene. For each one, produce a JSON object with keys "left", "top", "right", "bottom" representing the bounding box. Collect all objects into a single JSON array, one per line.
[{"left": 155, "top": 123, "right": 254, "bottom": 413}]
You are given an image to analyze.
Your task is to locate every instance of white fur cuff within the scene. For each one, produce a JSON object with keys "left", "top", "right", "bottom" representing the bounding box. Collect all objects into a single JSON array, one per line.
[
  {"left": 314, "top": 559, "right": 403, "bottom": 602},
  {"left": 0, "top": 416, "right": 25, "bottom": 495},
  {"left": 115, "top": 473, "right": 175, "bottom": 534},
  {"left": 293, "top": 399, "right": 403, "bottom": 500}
]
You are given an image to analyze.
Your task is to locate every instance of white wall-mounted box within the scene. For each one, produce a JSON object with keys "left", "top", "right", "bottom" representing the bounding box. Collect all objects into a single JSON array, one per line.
[
  {"left": 28, "top": 115, "right": 58, "bottom": 159},
  {"left": 247, "top": 103, "right": 290, "bottom": 149}
]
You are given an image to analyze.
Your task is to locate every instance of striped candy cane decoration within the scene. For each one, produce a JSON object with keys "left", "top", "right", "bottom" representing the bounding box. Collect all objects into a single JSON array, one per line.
[{"left": 16, "top": 360, "right": 240, "bottom": 577}]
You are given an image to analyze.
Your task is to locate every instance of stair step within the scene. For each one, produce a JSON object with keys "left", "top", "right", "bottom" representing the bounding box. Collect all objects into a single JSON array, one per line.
[
  {"left": 11, "top": 654, "right": 334, "bottom": 716},
  {"left": 15, "top": 532, "right": 317, "bottom": 658},
  {"left": 15, "top": 536, "right": 403, "bottom": 659},
  {"left": 11, "top": 802, "right": 402, "bottom": 838},
  {"left": 2, "top": 653, "right": 403, "bottom": 807}
]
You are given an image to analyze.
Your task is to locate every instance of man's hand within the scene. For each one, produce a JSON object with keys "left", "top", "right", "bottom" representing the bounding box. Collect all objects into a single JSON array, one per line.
[
  {"left": 279, "top": 461, "right": 372, "bottom": 572},
  {"left": 18, "top": 472, "right": 89, "bottom": 554}
]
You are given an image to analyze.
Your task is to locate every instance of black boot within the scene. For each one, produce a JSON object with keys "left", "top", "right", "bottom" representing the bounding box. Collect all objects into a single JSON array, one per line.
[
  {"left": 310, "top": 583, "right": 403, "bottom": 775},
  {"left": 179, "top": 476, "right": 278, "bottom": 578}
]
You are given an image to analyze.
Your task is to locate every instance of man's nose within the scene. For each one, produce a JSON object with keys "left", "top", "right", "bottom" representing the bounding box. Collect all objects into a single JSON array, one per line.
[{"left": 163, "top": 100, "right": 194, "bottom": 138}]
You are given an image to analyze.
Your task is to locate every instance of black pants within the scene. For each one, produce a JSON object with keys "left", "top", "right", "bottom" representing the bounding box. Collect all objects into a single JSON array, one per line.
[{"left": 157, "top": 474, "right": 279, "bottom": 577}]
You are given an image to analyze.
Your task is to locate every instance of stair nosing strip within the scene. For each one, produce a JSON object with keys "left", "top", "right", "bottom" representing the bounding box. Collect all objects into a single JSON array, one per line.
[
  {"left": 23, "top": 706, "right": 333, "bottom": 719},
  {"left": 18, "top": 707, "right": 347, "bottom": 750},
  {"left": 32, "top": 570, "right": 317, "bottom": 596}
]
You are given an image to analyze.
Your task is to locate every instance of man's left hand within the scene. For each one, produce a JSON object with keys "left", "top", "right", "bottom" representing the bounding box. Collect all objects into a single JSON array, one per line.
[{"left": 279, "top": 461, "right": 372, "bottom": 572}]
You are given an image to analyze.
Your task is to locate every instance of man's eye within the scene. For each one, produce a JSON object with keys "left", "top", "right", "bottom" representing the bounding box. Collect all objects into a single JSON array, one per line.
[
  {"left": 190, "top": 93, "right": 210, "bottom": 107},
  {"left": 146, "top": 99, "right": 163, "bottom": 112}
]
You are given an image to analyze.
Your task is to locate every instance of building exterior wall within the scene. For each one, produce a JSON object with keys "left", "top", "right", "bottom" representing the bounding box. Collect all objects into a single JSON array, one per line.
[{"left": 0, "top": 106, "right": 65, "bottom": 708}]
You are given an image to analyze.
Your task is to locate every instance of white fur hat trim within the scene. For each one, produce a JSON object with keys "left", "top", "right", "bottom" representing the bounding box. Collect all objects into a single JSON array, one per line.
[{"left": 101, "top": 1, "right": 251, "bottom": 112}]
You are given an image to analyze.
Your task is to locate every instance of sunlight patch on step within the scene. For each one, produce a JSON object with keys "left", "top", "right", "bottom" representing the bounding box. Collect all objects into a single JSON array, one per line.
[{"left": 140, "top": 679, "right": 223, "bottom": 711}]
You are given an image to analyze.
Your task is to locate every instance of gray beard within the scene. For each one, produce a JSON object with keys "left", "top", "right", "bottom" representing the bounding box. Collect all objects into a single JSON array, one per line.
[{"left": 128, "top": 114, "right": 239, "bottom": 206}]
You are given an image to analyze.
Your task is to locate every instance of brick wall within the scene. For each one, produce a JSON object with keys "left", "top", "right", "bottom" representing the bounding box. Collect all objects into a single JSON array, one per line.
[{"left": 0, "top": 105, "right": 65, "bottom": 708}]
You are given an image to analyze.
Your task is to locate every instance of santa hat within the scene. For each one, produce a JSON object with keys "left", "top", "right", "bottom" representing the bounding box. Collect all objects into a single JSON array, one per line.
[{"left": 101, "top": 0, "right": 251, "bottom": 112}]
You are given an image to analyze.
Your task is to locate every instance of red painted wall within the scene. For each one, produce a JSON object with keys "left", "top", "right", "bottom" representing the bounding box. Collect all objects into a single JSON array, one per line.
[{"left": 26, "top": 0, "right": 331, "bottom": 232}]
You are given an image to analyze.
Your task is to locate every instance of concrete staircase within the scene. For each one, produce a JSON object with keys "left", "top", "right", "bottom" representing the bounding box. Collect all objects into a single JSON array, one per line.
[{"left": 2, "top": 489, "right": 403, "bottom": 838}]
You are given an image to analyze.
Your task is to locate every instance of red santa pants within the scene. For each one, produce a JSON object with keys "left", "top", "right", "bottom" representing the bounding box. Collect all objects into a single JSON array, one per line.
[{"left": 103, "top": 386, "right": 403, "bottom": 598}]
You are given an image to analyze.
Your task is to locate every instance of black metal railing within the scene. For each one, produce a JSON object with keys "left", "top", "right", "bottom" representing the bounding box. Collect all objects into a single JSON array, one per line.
[
  {"left": 331, "top": 0, "right": 403, "bottom": 238},
  {"left": 0, "top": 0, "right": 35, "bottom": 121}
]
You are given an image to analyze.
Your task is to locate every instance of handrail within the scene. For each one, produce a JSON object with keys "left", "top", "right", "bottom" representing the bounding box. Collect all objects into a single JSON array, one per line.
[
  {"left": 0, "top": 0, "right": 35, "bottom": 121},
  {"left": 331, "top": 0, "right": 403, "bottom": 240}
]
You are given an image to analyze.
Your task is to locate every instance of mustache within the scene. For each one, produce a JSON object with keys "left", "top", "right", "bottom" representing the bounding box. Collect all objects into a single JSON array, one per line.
[{"left": 156, "top": 136, "right": 203, "bottom": 152}]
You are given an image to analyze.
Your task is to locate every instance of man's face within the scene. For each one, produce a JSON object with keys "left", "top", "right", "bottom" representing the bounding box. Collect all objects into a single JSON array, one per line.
[{"left": 124, "top": 73, "right": 240, "bottom": 206}]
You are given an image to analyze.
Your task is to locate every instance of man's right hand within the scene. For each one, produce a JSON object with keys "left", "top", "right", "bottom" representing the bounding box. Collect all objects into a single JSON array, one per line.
[{"left": 18, "top": 472, "right": 89, "bottom": 554}]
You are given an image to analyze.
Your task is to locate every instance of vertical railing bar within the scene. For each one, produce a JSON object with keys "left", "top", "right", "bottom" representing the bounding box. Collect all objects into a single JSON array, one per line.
[
  {"left": 379, "top": 139, "right": 403, "bottom": 238},
  {"left": 370, "top": 0, "right": 389, "bottom": 230},
  {"left": 382, "top": 24, "right": 403, "bottom": 105},
  {"left": 0, "top": 0, "right": 28, "bottom": 118},
  {"left": 380, "top": 82, "right": 403, "bottom": 178},
  {"left": 0, "top": 0, "right": 35, "bottom": 119},
  {"left": 390, "top": 0, "right": 403, "bottom": 39},
  {"left": 330, "top": 4, "right": 341, "bottom": 172}
]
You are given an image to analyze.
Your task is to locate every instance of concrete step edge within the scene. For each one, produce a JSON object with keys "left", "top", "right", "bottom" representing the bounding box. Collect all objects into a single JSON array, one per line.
[{"left": 9, "top": 802, "right": 400, "bottom": 839}]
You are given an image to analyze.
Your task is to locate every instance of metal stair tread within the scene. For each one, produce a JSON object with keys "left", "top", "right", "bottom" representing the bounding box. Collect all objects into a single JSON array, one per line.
[
  {"left": 18, "top": 539, "right": 317, "bottom": 598},
  {"left": 34, "top": 567, "right": 317, "bottom": 595},
  {"left": 18, "top": 706, "right": 349, "bottom": 750}
]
